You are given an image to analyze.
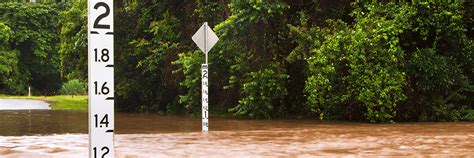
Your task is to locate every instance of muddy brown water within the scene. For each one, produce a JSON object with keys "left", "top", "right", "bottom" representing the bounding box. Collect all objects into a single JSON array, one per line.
[{"left": 0, "top": 110, "right": 474, "bottom": 157}]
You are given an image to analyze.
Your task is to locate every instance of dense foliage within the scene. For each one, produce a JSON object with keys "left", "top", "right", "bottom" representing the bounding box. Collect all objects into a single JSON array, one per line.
[
  {"left": 0, "top": 3, "right": 67, "bottom": 95},
  {"left": 0, "top": 1, "right": 472, "bottom": 122},
  {"left": 0, "top": 22, "right": 21, "bottom": 93},
  {"left": 58, "top": 0, "right": 86, "bottom": 81},
  {"left": 297, "top": 2, "right": 473, "bottom": 122}
]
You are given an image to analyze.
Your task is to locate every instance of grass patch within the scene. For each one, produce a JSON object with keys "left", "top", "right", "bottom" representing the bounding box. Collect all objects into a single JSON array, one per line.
[{"left": 0, "top": 95, "right": 88, "bottom": 111}]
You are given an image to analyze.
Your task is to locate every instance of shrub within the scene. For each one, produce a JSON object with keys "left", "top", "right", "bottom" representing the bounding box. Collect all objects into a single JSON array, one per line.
[
  {"left": 401, "top": 2, "right": 473, "bottom": 121},
  {"left": 305, "top": 3, "right": 412, "bottom": 123},
  {"left": 304, "top": 2, "right": 473, "bottom": 122},
  {"left": 60, "top": 79, "right": 85, "bottom": 97},
  {"left": 229, "top": 66, "right": 288, "bottom": 119}
]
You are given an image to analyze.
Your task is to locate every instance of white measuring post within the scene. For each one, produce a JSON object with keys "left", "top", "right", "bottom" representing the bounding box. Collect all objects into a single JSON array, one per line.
[
  {"left": 201, "top": 64, "right": 209, "bottom": 132},
  {"left": 88, "top": 0, "right": 114, "bottom": 157},
  {"left": 192, "top": 22, "right": 219, "bottom": 133}
]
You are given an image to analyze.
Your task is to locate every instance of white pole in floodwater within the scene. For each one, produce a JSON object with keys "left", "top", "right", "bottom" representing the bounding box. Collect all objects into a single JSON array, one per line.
[
  {"left": 192, "top": 22, "right": 219, "bottom": 133},
  {"left": 28, "top": 86, "right": 31, "bottom": 97},
  {"left": 88, "top": 0, "right": 115, "bottom": 157},
  {"left": 202, "top": 64, "right": 209, "bottom": 132}
]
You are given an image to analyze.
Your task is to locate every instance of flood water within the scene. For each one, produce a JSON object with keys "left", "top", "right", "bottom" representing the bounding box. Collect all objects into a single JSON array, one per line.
[{"left": 1, "top": 110, "right": 474, "bottom": 157}]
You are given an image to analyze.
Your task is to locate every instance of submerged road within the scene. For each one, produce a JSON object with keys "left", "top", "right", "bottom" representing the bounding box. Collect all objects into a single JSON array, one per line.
[{"left": 0, "top": 99, "right": 50, "bottom": 110}]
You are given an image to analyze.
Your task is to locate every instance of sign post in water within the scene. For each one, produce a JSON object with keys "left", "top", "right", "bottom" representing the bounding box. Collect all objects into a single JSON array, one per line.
[
  {"left": 88, "top": 0, "right": 114, "bottom": 157},
  {"left": 192, "top": 22, "right": 219, "bottom": 132}
]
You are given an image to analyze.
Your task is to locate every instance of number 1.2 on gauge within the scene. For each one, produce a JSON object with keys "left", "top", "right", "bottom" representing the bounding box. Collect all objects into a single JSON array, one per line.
[{"left": 88, "top": 0, "right": 114, "bottom": 158}]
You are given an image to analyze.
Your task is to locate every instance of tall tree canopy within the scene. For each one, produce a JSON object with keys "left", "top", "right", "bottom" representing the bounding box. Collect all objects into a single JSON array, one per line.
[
  {"left": 0, "top": 3, "right": 65, "bottom": 95},
  {"left": 1, "top": 0, "right": 472, "bottom": 122}
]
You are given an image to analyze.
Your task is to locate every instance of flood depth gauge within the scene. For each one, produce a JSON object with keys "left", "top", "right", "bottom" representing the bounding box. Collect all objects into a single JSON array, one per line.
[{"left": 88, "top": 0, "right": 115, "bottom": 157}]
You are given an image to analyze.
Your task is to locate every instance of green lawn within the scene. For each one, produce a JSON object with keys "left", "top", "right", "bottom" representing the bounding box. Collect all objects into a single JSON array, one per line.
[{"left": 0, "top": 95, "right": 88, "bottom": 111}]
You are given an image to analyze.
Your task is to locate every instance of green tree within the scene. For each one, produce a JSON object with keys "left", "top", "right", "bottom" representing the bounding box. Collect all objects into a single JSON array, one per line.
[
  {"left": 175, "top": 1, "right": 292, "bottom": 118},
  {"left": 0, "top": 23, "right": 23, "bottom": 94},
  {"left": 299, "top": 2, "right": 473, "bottom": 122},
  {"left": 400, "top": 2, "right": 474, "bottom": 121},
  {"left": 0, "top": 3, "right": 63, "bottom": 95},
  {"left": 58, "top": 0, "right": 86, "bottom": 80}
]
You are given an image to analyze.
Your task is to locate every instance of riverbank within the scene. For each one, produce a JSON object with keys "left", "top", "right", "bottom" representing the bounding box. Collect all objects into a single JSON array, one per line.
[{"left": 0, "top": 95, "right": 87, "bottom": 111}]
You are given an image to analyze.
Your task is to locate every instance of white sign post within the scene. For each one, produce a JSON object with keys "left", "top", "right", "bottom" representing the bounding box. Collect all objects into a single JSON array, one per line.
[
  {"left": 192, "top": 22, "right": 219, "bottom": 132},
  {"left": 88, "top": 0, "right": 114, "bottom": 157}
]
